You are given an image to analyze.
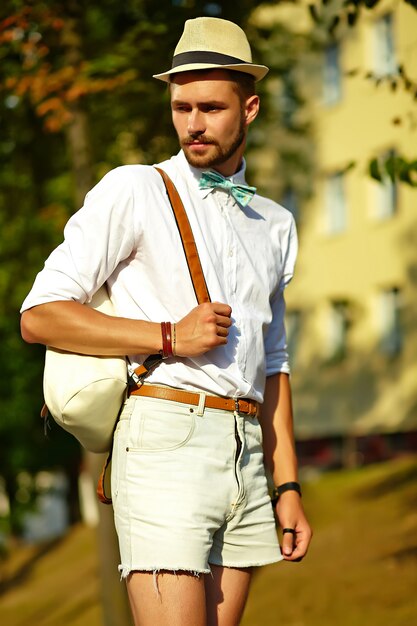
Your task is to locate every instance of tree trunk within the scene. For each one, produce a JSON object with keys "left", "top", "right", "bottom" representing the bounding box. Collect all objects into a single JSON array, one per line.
[{"left": 65, "top": 105, "right": 94, "bottom": 209}]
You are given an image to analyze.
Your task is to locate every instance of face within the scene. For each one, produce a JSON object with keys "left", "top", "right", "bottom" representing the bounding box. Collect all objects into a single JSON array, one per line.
[{"left": 170, "top": 70, "right": 259, "bottom": 176}]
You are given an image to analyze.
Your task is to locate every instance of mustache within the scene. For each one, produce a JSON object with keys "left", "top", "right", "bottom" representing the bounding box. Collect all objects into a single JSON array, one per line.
[{"left": 181, "top": 135, "right": 217, "bottom": 145}]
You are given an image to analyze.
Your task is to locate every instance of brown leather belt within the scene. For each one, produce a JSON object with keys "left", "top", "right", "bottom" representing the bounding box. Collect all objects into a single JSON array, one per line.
[{"left": 130, "top": 384, "right": 259, "bottom": 417}]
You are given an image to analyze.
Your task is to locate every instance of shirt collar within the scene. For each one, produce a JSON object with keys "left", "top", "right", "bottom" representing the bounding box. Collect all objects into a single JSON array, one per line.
[{"left": 172, "top": 150, "right": 248, "bottom": 199}]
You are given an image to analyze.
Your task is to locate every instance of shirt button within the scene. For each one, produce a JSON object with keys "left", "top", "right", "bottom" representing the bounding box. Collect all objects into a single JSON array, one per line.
[{"left": 229, "top": 249, "right": 234, "bottom": 257}]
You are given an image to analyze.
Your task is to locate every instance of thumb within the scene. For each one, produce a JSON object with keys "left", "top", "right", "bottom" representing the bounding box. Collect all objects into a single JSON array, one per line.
[{"left": 281, "top": 528, "right": 295, "bottom": 557}]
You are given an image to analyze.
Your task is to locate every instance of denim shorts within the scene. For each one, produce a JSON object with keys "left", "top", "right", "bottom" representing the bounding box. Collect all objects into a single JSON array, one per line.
[{"left": 111, "top": 390, "right": 282, "bottom": 578}]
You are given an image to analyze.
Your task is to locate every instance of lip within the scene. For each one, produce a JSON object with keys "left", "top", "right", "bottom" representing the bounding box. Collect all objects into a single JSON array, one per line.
[{"left": 185, "top": 141, "right": 212, "bottom": 149}]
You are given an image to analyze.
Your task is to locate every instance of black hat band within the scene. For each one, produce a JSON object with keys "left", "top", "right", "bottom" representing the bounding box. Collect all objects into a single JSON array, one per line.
[{"left": 171, "top": 50, "right": 249, "bottom": 69}]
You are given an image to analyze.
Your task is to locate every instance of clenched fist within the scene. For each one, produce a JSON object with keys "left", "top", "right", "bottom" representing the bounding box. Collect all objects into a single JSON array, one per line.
[{"left": 175, "top": 302, "right": 232, "bottom": 357}]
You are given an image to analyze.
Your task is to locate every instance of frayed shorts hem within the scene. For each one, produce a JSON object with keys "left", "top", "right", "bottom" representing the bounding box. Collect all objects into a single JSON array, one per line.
[
  {"left": 208, "top": 554, "right": 284, "bottom": 569},
  {"left": 118, "top": 564, "right": 211, "bottom": 580},
  {"left": 118, "top": 553, "right": 283, "bottom": 579}
]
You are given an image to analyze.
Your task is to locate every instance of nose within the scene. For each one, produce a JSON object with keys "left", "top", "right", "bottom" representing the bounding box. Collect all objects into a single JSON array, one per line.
[{"left": 187, "top": 109, "right": 205, "bottom": 137}]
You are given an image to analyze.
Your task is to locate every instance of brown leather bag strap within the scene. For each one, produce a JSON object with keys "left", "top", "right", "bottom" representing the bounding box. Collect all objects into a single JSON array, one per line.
[
  {"left": 97, "top": 167, "right": 211, "bottom": 506},
  {"left": 97, "top": 451, "right": 112, "bottom": 505},
  {"left": 132, "top": 168, "right": 211, "bottom": 382},
  {"left": 155, "top": 167, "right": 211, "bottom": 304}
]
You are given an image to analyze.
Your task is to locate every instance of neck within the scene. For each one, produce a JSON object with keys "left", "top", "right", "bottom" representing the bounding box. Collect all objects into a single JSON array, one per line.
[{"left": 214, "top": 158, "right": 243, "bottom": 177}]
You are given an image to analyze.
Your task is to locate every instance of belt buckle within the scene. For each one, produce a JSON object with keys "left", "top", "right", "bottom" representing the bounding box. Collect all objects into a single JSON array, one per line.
[{"left": 234, "top": 398, "right": 240, "bottom": 414}]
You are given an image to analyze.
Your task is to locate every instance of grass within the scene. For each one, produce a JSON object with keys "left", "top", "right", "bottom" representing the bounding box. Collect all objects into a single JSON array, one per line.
[{"left": 1, "top": 456, "right": 417, "bottom": 626}]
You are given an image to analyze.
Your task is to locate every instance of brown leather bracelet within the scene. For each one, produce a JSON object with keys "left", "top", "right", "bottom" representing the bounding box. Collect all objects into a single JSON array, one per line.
[
  {"left": 161, "top": 322, "right": 166, "bottom": 357},
  {"left": 161, "top": 322, "right": 167, "bottom": 358},
  {"left": 161, "top": 321, "right": 173, "bottom": 358},
  {"left": 172, "top": 323, "right": 177, "bottom": 356},
  {"left": 165, "top": 321, "right": 173, "bottom": 357}
]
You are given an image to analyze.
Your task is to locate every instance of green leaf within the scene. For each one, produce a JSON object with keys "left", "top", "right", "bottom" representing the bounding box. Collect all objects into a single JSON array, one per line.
[
  {"left": 329, "top": 15, "right": 341, "bottom": 35},
  {"left": 347, "top": 10, "right": 359, "bottom": 27},
  {"left": 369, "top": 158, "right": 382, "bottom": 181},
  {"left": 398, "top": 160, "right": 417, "bottom": 187},
  {"left": 308, "top": 4, "right": 321, "bottom": 23}
]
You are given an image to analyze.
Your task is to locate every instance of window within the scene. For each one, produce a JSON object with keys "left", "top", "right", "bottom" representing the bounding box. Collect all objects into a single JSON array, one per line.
[
  {"left": 326, "top": 300, "right": 350, "bottom": 362},
  {"left": 324, "top": 172, "right": 347, "bottom": 234},
  {"left": 323, "top": 43, "right": 342, "bottom": 105},
  {"left": 286, "top": 309, "right": 302, "bottom": 366},
  {"left": 373, "top": 150, "right": 397, "bottom": 219},
  {"left": 374, "top": 13, "right": 397, "bottom": 76},
  {"left": 379, "top": 287, "right": 402, "bottom": 355}
]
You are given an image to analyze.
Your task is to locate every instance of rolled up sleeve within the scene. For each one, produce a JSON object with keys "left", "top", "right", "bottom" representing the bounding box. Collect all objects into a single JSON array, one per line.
[
  {"left": 264, "top": 214, "right": 298, "bottom": 376},
  {"left": 20, "top": 167, "right": 139, "bottom": 312}
]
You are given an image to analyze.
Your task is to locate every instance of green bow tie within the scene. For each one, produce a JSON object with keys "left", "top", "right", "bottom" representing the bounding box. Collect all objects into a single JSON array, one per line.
[{"left": 199, "top": 171, "right": 256, "bottom": 207}]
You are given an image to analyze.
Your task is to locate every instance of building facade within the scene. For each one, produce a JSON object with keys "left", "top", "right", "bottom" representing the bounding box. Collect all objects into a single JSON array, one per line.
[{"left": 255, "top": 0, "right": 417, "bottom": 465}]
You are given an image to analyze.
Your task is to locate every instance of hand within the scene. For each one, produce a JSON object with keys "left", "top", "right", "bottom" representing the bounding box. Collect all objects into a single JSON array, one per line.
[
  {"left": 275, "top": 492, "right": 312, "bottom": 562},
  {"left": 175, "top": 302, "right": 232, "bottom": 357}
]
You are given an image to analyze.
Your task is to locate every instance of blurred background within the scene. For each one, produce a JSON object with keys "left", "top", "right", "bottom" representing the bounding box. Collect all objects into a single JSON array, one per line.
[{"left": 0, "top": 0, "right": 416, "bottom": 625}]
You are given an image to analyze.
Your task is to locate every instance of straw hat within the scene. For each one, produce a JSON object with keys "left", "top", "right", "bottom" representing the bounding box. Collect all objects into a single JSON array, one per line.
[{"left": 153, "top": 17, "right": 269, "bottom": 83}]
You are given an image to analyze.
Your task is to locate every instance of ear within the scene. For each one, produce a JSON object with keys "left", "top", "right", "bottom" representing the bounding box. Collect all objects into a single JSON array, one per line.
[{"left": 244, "top": 95, "right": 260, "bottom": 127}]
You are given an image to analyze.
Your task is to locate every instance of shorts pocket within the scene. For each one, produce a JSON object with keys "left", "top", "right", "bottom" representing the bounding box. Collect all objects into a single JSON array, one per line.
[{"left": 127, "top": 399, "right": 195, "bottom": 452}]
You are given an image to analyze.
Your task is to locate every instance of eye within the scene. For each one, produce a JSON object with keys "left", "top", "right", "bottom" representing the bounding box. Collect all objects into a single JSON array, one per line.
[
  {"left": 203, "top": 104, "right": 223, "bottom": 113},
  {"left": 172, "top": 104, "right": 191, "bottom": 113}
]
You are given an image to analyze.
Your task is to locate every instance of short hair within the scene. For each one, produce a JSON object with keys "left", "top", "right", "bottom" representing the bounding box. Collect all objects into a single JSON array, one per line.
[
  {"left": 226, "top": 70, "right": 256, "bottom": 102},
  {"left": 169, "top": 69, "right": 256, "bottom": 102}
]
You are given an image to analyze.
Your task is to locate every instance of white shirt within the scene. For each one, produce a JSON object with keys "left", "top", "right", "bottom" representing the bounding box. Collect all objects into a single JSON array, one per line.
[{"left": 21, "top": 151, "right": 297, "bottom": 402}]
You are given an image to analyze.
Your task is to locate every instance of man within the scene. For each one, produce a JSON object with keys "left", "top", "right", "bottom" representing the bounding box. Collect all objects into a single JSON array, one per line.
[{"left": 21, "top": 17, "right": 312, "bottom": 626}]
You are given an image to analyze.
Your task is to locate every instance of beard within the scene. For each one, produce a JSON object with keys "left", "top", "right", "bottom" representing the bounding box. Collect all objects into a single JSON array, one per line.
[{"left": 180, "top": 114, "right": 246, "bottom": 170}]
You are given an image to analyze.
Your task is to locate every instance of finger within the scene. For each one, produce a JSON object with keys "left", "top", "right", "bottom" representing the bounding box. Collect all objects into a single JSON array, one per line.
[
  {"left": 284, "top": 546, "right": 305, "bottom": 562},
  {"left": 216, "top": 326, "right": 229, "bottom": 338},
  {"left": 215, "top": 315, "right": 232, "bottom": 328},
  {"left": 284, "top": 535, "right": 309, "bottom": 562},
  {"left": 294, "top": 536, "right": 310, "bottom": 558},
  {"left": 212, "top": 302, "right": 232, "bottom": 317},
  {"left": 281, "top": 528, "right": 296, "bottom": 557}
]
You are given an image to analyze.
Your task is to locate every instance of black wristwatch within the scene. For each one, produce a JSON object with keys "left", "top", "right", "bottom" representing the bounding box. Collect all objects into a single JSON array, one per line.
[{"left": 271, "top": 481, "right": 302, "bottom": 506}]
